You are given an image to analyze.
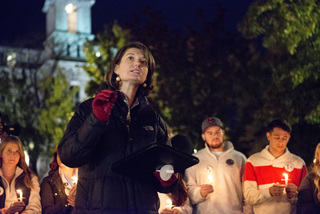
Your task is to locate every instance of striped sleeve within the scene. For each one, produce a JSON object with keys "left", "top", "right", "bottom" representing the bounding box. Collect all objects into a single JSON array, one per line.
[{"left": 243, "top": 161, "right": 272, "bottom": 205}]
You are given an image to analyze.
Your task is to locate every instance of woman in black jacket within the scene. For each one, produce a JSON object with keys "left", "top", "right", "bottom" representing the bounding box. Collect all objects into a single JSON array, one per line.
[
  {"left": 40, "top": 146, "right": 77, "bottom": 214},
  {"left": 58, "top": 42, "right": 178, "bottom": 214}
]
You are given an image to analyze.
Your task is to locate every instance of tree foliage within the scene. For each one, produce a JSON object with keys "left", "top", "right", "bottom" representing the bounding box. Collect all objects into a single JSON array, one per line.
[
  {"left": 38, "top": 64, "right": 78, "bottom": 149},
  {"left": 82, "top": 22, "right": 130, "bottom": 97},
  {"left": 238, "top": 0, "right": 320, "bottom": 165},
  {"left": 81, "top": 2, "right": 320, "bottom": 166},
  {"left": 81, "top": 5, "right": 267, "bottom": 155},
  {"left": 239, "top": 0, "right": 319, "bottom": 55},
  {"left": 0, "top": 57, "right": 77, "bottom": 174},
  {"left": 124, "top": 5, "right": 267, "bottom": 153}
]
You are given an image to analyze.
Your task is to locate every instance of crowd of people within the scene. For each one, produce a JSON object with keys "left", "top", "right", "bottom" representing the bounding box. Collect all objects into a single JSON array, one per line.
[{"left": 0, "top": 42, "right": 319, "bottom": 214}]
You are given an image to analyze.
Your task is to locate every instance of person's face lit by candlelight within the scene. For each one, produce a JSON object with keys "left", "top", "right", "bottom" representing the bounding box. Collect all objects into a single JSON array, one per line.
[
  {"left": 202, "top": 126, "right": 224, "bottom": 152},
  {"left": 267, "top": 127, "right": 290, "bottom": 158},
  {"left": 2, "top": 142, "right": 21, "bottom": 168}
]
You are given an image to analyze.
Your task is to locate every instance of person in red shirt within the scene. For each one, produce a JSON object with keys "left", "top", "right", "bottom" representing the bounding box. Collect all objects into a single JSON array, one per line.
[{"left": 243, "top": 118, "right": 307, "bottom": 214}]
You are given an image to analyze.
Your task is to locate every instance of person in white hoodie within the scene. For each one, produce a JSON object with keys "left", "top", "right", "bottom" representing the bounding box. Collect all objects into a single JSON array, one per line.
[
  {"left": 0, "top": 135, "right": 41, "bottom": 214},
  {"left": 184, "top": 116, "right": 248, "bottom": 214}
]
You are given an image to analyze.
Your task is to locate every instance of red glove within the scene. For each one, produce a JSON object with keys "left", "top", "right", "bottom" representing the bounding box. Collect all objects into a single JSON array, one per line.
[
  {"left": 153, "top": 171, "right": 178, "bottom": 187},
  {"left": 92, "top": 90, "right": 118, "bottom": 123}
]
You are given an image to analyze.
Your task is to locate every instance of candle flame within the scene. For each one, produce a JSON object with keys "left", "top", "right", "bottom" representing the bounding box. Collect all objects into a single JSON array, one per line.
[
  {"left": 283, "top": 173, "right": 289, "bottom": 185},
  {"left": 166, "top": 199, "right": 172, "bottom": 208},
  {"left": 71, "top": 176, "right": 78, "bottom": 184},
  {"left": 208, "top": 175, "right": 213, "bottom": 183},
  {"left": 16, "top": 189, "right": 23, "bottom": 201}
]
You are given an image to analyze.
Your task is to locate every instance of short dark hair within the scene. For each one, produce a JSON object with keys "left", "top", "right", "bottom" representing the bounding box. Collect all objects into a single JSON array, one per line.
[
  {"left": 104, "top": 41, "right": 155, "bottom": 96},
  {"left": 266, "top": 118, "right": 292, "bottom": 134},
  {"left": 171, "top": 134, "right": 193, "bottom": 155}
]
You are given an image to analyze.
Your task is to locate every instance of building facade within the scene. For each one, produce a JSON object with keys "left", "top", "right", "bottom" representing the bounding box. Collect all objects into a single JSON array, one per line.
[
  {"left": 0, "top": 0, "right": 96, "bottom": 104},
  {"left": 0, "top": 0, "right": 96, "bottom": 180}
]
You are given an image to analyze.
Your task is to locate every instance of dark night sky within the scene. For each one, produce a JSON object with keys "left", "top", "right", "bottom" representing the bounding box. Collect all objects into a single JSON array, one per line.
[{"left": 0, "top": 0, "right": 253, "bottom": 48}]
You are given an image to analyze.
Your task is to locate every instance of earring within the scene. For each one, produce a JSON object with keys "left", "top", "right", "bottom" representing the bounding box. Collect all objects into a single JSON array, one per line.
[
  {"left": 142, "top": 83, "right": 147, "bottom": 87},
  {"left": 116, "top": 76, "right": 121, "bottom": 82}
]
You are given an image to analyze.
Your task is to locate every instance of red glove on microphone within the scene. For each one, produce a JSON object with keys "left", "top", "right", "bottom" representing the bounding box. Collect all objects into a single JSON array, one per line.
[
  {"left": 92, "top": 90, "right": 118, "bottom": 123},
  {"left": 153, "top": 171, "right": 178, "bottom": 188}
]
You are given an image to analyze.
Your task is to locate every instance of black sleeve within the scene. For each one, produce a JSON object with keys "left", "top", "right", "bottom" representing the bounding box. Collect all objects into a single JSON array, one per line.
[
  {"left": 297, "top": 174, "right": 320, "bottom": 214},
  {"left": 58, "top": 99, "right": 106, "bottom": 167}
]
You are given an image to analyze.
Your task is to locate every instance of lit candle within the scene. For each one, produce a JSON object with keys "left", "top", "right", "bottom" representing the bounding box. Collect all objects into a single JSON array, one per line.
[
  {"left": 16, "top": 189, "right": 23, "bottom": 201},
  {"left": 208, "top": 175, "right": 213, "bottom": 185},
  {"left": 71, "top": 176, "right": 78, "bottom": 184},
  {"left": 166, "top": 199, "right": 172, "bottom": 208},
  {"left": 283, "top": 173, "right": 289, "bottom": 186}
]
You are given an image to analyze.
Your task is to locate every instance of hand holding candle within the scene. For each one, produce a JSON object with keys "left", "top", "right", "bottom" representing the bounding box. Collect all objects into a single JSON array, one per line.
[
  {"left": 270, "top": 183, "right": 285, "bottom": 197},
  {"left": 285, "top": 183, "right": 298, "bottom": 199},
  {"left": 6, "top": 201, "right": 25, "bottom": 214},
  {"left": 200, "top": 184, "right": 214, "bottom": 198},
  {"left": 160, "top": 199, "right": 178, "bottom": 214}
]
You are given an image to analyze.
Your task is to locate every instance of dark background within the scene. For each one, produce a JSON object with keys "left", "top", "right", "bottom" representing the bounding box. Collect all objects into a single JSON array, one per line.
[{"left": 0, "top": 0, "right": 253, "bottom": 47}]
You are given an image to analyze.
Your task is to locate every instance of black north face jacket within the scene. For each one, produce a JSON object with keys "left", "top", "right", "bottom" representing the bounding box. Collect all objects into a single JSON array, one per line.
[{"left": 58, "top": 85, "right": 174, "bottom": 214}]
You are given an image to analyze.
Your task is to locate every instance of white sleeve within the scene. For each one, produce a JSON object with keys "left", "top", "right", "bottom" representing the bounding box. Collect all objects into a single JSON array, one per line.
[
  {"left": 173, "top": 197, "right": 193, "bottom": 214},
  {"left": 243, "top": 180, "right": 272, "bottom": 205},
  {"left": 24, "top": 175, "right": 42, "bottom": 214},
  {"left": 184, "top": 166, "right": 206, "bottom": 205}
]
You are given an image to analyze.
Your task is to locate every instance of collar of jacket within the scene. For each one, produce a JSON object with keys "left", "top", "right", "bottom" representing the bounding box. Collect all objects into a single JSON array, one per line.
[{"left": 96, "top": 82, "right": 150, "bottom": 109}]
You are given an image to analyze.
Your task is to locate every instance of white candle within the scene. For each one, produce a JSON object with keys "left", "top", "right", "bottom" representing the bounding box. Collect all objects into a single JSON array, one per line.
[
  {"left": 16, "top": 189, "right": 23, "bottom": 201},
  {"left": 283, "top": 173, "right": 289, "bottom": 186},
  {"left": 208, "top": 175, "right": 213, "bottom": 185},
  {"left": 71, "top": 176, "right": 78, "bottom": 184}
]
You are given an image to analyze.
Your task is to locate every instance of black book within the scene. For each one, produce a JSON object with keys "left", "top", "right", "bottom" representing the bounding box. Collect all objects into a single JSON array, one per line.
[{"left": 112, "top": 143, "right": 199, "bottom": 183}]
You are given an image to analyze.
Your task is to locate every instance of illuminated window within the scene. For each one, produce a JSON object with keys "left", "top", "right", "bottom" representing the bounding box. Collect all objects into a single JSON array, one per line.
[
  {"left": 7, "top": 52, "right": 16, "bottom": 67},
  {"left": 65, "top": 3, "right": 77, "bottom": 33}
]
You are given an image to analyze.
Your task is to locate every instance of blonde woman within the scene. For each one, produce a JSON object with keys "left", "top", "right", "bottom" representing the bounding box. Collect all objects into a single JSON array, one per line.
[
  {"left": 0, "top": 135, "right": 41, "bottom": 214},
  {"left": 297, "top": 143, "right": 320, "bottom": 213}
]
